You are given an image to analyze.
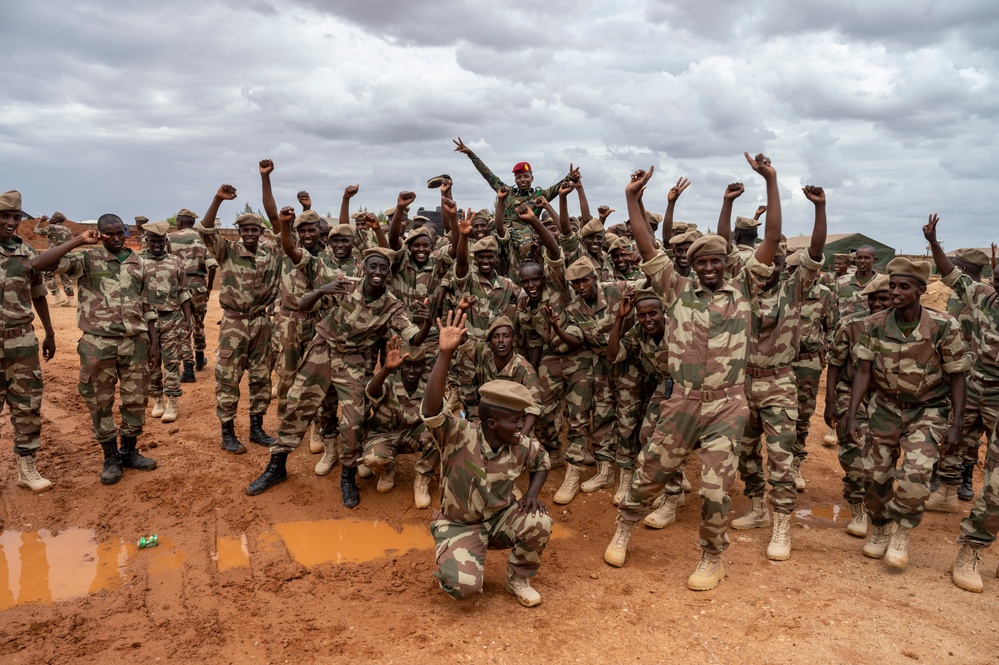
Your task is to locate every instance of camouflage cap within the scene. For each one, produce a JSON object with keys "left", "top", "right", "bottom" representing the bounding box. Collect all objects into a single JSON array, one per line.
[
  {"left": 486, "top": 315, "right": 515, "bottom": 340},
  {"left": 142, "top": 220, "right": 171, "bottom": 236},
  {"left": 50, "top": 211, "right": 67, "bottom": 223},
  {"left": 565, "top": 256, "right": 596, "bottom": 281},
  {"left": 404, "top": 227, "right": 433, "bottom": 245},
  {"left": 954, "top": 248, "right": 989, "bottom": 268},
  {"left": 735, "top": 216, "right": 761, "bottom": 230},
  {"left": 860, "top": 274, "right": 891, "bottom": 295},
  {"left": 609, "top": 236, "right": 634, "bottom": 253},
  {"left": 470, "top": 236, "right": 499, "bottom": 253},
  {"left": 329, "top": 224, "right": 355, "bottom": 238},
  {"left": 234, "top": 213, "right": 264, "bottom": 228},
  {"left": 134, "top": 215, "right": 149, "bottom": 223},
  {"left": 579, "top": 218, "right": 605, "bottom": 238},
  {"left": 686, "top": 234, "right": 728, "bottom": 260},
  {"left": 0, "top": 191, "right": 21, "bottom": 212},
  {"left": 887, "top": 257, "right": 931, "bottom": 285},
  {"left": 644, "top": 211, "right": 663, "bottom": 227},
  {"left": 479, "top": 379, "right": 534, "bottom": 413},
  {"left": 176, "top": 208, "right": 199, "bottom": 220},
  {"left": 294, "top": 210, "right": 322, "bottom": 229},
  {"left": 362, "top": 246, "right": 395, "bottom": 263},
  {"left": 669, "top": 230, "right": 699, "bottom": 246}
]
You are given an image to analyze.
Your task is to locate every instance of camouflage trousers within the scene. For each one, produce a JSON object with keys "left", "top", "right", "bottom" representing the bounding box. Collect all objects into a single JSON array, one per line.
[
  {"left": 272, "top": 310, "right": 318, "bottom": 419},
  {"left": 937, "top": 378, "right": 999, "bottom": 486},
  {"left": 610, "top": 355, "right": 643, "bottom": 470},
  {"left": 531, "top": 352, "right": 590, "bottom": 458},
  {"left": 272, "top": 340, "right": 367, "bottom": 467},
  {"left": 149, "top": 311, "right": 185, "bottom": 398},
  {"left": 77, "top": 332, "right": 149, "bottom": 442},
  {"left": 430, "top": 503, "right": 553, "bottom": 600},
  {"left": 215, "top": 312, "right": 272, "bottom": 423},
  {"left": 791, "top": 354, "right": 823, "bottom": 461},
  {"left": 0, "top": 330, "right": 43, "bottom": 455},
  {"left": 587, "top": 354, "right": 618, "bottom": 465},
  {"left": 639, "top": 380, "right": 686, "bottom": 498},
  {"left": 453, "top": 338, "right": 483, "bottom": 417},
  {"left": 180, "top": 279, "right": 207, "bottom": 363},
  {"left": 834, "top": 384, "right": 871, "bottom": 504},
  {"left": 864, "top": 395, "right": 948, "bottom": 529},
  {"left": 957, "top": 420, "right": 999, "bottom": 547},
  {"left": 43, "top": 272, "right": 73, "bottom": 296},
  {"left": 361, "top": 421, "right": 439, "bottom": 478},
  {"left": 619, "top": 383, "right": 747, "bottom": 556},
  {"left": 737, "top": 368, "right": 798, "bottom": 514}
]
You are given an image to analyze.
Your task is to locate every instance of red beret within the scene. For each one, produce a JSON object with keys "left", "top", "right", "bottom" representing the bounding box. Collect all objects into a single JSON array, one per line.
[{"left": 512, "top": 161, "right": 532, "bottom": 175}]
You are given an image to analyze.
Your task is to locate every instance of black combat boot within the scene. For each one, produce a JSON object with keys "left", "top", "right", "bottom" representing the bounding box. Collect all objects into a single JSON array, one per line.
[
  {"left": 99, "top": 438, "right": 122, "bottom": 485},
  {"left": 959, "top": 462, "right": 975, "bottom": 502},
  {"left": 221, "top": 420, "right": 246, "bottom": 454},
  {"left": 248, "top": 414, "right": 276, "bottom": 446},
  {"left": 341, "top": 465, "right": 360, "bottom": 509},
  {"left": 246, "top": 453, "right": 289, "bottom": 496},
  {"left": 195, "top": 350, "right": 207, "bottom": 371},
  {"left": 180, "top": 360, "right": 196, "bottom": 383},
  {"left": 119, "top": 435, "right": 157, "bottom": 470},
  {"left": 929, "top": 464, "right": 939, "bottom": 492}
]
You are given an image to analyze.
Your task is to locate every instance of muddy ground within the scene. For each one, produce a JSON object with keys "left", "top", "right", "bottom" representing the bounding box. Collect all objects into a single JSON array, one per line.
[{"left": 1, "top": 292, "right": 998, "bottom": 665}]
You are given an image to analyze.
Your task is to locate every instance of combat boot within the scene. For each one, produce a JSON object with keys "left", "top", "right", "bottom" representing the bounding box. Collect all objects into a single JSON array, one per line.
[
  {"left": 195, "top": 350, "right": 207, "bottom": 371},
  {"left": 376, "top": 463, "right": 397, "bottom": 493},
  {"left": 554, "top": 464, "right": 582, "bottom": 505},
  {"left": 862, "top": 523, "right": 891, "bottom": 559},
  {"left": 314, "top": 441, "right": 338, "bottom": 476},
  {"left": 846, "top": 502, "right": 868, "bottom": 538},
  {"left": 357, "top": 463, "right": 373, "bottom": 478},
  {"left": 822, "top": 430, "right": 837, "bottom": 447},
  {"left": 951, "top": 544, "right": 984, "bottom": 593},
  {"left": 767, "top": 512, "right": 792, "bottom": 561},
  {"left": 150, "top": 396, "right": 166, "bottom": 419},
  {"left": 925, "top": 484, "right": 959, "bottom": 513},
  {"left": 644, "top": 493, "right": 682, "bottom": 529},
  {"left": 341, "top": 466, "right": 360, "bottom": 508},
  {"left": 612, "top": 469, "right": 633, "bottom": 506},
  {"left": 161, "top": 396, "right": 178, "bottom": 423},
  {"left": 681, "top": 468, "right": 692, "bottom": 493},
  {"left": 180, "top": 360, "right": 196, "bottom": 383},
  {"left": 959, "top": 462, "right": 975, "bottom": 502},
  {"left": 248, "top": 414, "right": 275, "bottom": 446},
  {"left": 687, "top": 551, "right": 726, "bottom": 591},
  {"left": 246, "top": 453, "right": 288, "bottom": 496},
  {"left": 309, "top": 424, "right": 325, "bottom": 454},
  {"left": 791, "top": 457, "right": 806, "bottom": 491},
  {"left": 119, "top": 435, "right": 157, "bottom": 470},
  {"left": 16, "top": 455, "right": 52, "bottom": 493},
  {"left": 884, "top": 523, "right": 911, "bottom": 569},
  {"left": 221, "top": 420, "right": 246, "bottom": 454},
  {"left": 414, "top": 474, "right": 432, "bottom": 509},
  {"left": 580, "top": 461, "right": 615, "bottom": 493},
  {"left": 60, "top": 296, "right": 75, "bottom": 308},
  {"left": 51, "top": 292, "right": 67, "bottom": 306},
  {"left": 604, "top": 520, "right": 634, "bottom": 567},
  {"left": 731, "top": 496, "right": 771, "bottom": 530},
  {"left": 99, "top": 439, "right": 122, "bottom": 485},
  {"left": 505, "top": 571, "right": 542, "bottom": 607}
]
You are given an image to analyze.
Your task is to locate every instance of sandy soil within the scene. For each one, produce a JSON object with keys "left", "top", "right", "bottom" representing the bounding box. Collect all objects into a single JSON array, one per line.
[{"left": 1, "top": 292, "right": 998, "bottom": 665}]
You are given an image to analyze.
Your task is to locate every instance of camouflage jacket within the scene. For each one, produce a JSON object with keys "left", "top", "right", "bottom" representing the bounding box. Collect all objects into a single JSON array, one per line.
[
  {"left": 836, "top": 271, "right": 878, "bottom": 319},
  {"left": 798, "top": 280, "right": 839, "bottom": 357},
  {"left": 943, "top": 268, "right": 999, "bottom": 383},
  {"left": 946, "top": 291, "right": 976, "bottom": 353},
  {"left": 33, "top": 221, "right": 73, "bottom": 248},
  {"left": 613, "top": 326, "right": 670, "bottom": 382},
  {"left": 366, "top": 372, "right": 426, "bottom": 433},
  {"left": 854, "top": 307, "right": 971, "bottom": 405},
  {"left": 312, "top": 277, "right": 420, "bottom": 352},
  {"left": 54, "top": 246, "right": 156, "bottom": 336},
  {"left": 642, "top": 249, "right": 772, "bottom": 391},
  {"left": 320, "top": 248, "right": 363, "bottom": 280},
  {"left": 453, "top": 266, "right": 519, "bottom": 342},
  {"left": 168, "top": 227, "right": 217, "bottom": 286},
  {"left": 276, "top": 249, "right": 321, "bottom": 313},
  {"left": 564, "top": 279, "right": 635, "bottom": 355},
  {"left": 582, "top": 252, "right": 614, "bottom": 283},
  {"left": 560, "top": 232, "right": 585, "bottom": 265},
  {"left": 826, "top": 310, "right": 869, "bottom": 387},
  {"left": 198, "top": 225, "right": 280, "bottom": 315},
  {"left": 0, "top": 236, "right": 45, "bottom": 329},
  {"left": 468, "top": 154, "right": 568, "bottom": 231},
  {"left": 518, "top": 252, "right": 579, "bottom": 356},
  {"left": 745, "top": 252, "right": 820, "bottom": 369},
  {"left": 139, "top": 251, "right": 191, "bottom": 312},
  {"left": 422, "top": 403, "right": 550, "bottom": 524},
  {"left": 469, "top": 344, "right": 542, "bottom": 416}
]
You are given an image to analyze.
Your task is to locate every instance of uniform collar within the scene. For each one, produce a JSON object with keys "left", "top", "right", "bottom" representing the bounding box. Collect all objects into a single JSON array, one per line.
[{"left": 885, "top": 307, "right": 928, "bottom": 342}]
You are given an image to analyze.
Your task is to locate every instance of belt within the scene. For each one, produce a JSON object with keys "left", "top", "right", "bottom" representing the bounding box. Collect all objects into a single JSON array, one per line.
[
  {"left": 0, "top": 324, "right": 32, "bottom": 339},
  {"left": 673, "top": 382, "right": 745, "bottom": 402},
  {"left": 875, "top": 388, "right": 922, "bottom": 406},
  {"left": 745, "top": 364, "right": 793, "bottom": 379},
  {"left": 186, "top": 273, "right": 206, "bottom": 278},
  {"left": 157, "top": 309, "right": 179, "bottom": 315},
  {"left": 222, "top": 309, "right": 267, "bottom": 321},
  {"left": 281, "top": 308, "right": 316, "bottom": 320},
  {"left": 796, "top": 350, "right": 824, "bottom": 362}
]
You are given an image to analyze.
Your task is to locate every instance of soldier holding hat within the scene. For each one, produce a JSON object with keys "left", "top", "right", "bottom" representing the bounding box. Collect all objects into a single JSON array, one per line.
[
  {"left": 729, "top": 204, "right": 768, "bottom": 270},
  {"left": 33, "top": 211, "right": 75, "bottom": 306},
  {"left": 169, "top": 206, "right": 217, "bottom": 377}
]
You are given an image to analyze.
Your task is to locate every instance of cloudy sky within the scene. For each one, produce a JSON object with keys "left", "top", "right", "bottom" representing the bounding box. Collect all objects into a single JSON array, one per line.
[{"left": 1, "top": 0, "right": 996, "bottom": 253}]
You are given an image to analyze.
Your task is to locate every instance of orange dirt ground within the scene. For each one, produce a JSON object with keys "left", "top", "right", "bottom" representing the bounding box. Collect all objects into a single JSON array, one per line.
[{"left": 1, "top": 292, "right": 998, "bottom": 664}]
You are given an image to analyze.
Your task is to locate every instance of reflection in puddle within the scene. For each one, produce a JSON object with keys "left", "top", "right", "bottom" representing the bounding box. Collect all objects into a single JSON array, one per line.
[
  {"left": 215, "top": 534, "right": 250, "bottom": 572},
  {"left": 795, "top": 504, "right": 842, "bottom": 522}
]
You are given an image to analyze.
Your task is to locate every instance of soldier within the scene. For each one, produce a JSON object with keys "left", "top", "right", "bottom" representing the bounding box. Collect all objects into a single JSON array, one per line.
[
  {"left": 326, "top": 223, "right": 362, "bottom": 278},
  {"left": 421, "top": 310, "right": 552, "bottom": 607},
  {"left": 141, "top": 221, "right": 192, "bottom": 424},
  {"left": 669, "top": 230, "right": 700, "bottom": 278},
  {"left": 605, "top": 153, "right": 781, "bottom": 592},
  {"left": 33, "top": 213, "right": 160, "bottom": 485},
  {"left": 836, "top": 245, "right": 878, "bottom": 317},
  {"left": 169, "top": 207, "right": 217, "bottom": 378},
  {"left": 463, "top": 315, "right": 541, "bottom": 425},
  {"left": 730, "top": 205, "right": 768, "bottom": 268},
  {"left": 33, "top": 212, "right": 75, "bottom": 306},
  {"left": 846, "top": 249, "right": 969, "bottom": 570},
  {"left": 579, "top": 218, "right": 614, "bottom": 282},
  {"left": 0, "top": 191, "right": 55, "bottom": 492},
  {"left": 197, "top": 184, "right": 281, "bottom": 454},
  {"left": 608, "top": 237, "right": 641, "bottom": 280}
]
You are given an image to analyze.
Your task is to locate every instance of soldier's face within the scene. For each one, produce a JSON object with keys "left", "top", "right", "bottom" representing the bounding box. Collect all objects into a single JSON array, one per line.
[
  {"left": 409, "top": 237, "right": 433, "bottom": 266},
  {"left": 484, "top": 407, "right": 525, "bottom": 446},
  {"left": 488, "top": 326, "right": 514, "bottom": 357},
  {"left": 674, "top": 242, "right": 692, "bottom": 268},
  {"left": 148, "top": 236, "right": 167, "bottom": 257},
  {"left": 99, "top": 221, "right": 127, "bottom": 253},
  {"left": 764, "top": 255, "right": 786, "bottom": 289},
  {"left": 474, "top": 250, "right": 498, "bottom": 276},
  {"left": 297, "top": 222, "right": 320, "bottom": 251},
  {"left": 514, "top": 172, "right": 534, "bottom": 190},
  {"left": 585, "top": 233, "right": 604, "bottom": 257},
  {"left": 834, "top": 258, "right": 849, "bottom": 274},
  {"left": 401, "top": 359, "right": 425, "bottom": 387},
  {"left": 329, "top": 235, "right": 353, "bottom": 259},
  {"left": 363, "top": 256, "right": 391, "bottom": 288},
  {"left": 0, "top": 210, "right": 21, "bottom": 241},
  {"left": 868, "top": 291, "right": 892, "bottom": 313},
  {"left": 176, "top": 215, "right": 195, "bottom": 228},
  {"left": 635, "top": 299, "right": 665, "bottom": 336},
  {"left": 570, "top": 275, "right": 596, "bottom": 301},
  {"left": 318, "top": 220, "right": 330, "bottom": 239},
  {"left": 611, "top": 250, "right": 631, "bottom": 273},
  {"left": 889, "top": 276, "right": 924, "bottom": 310},
  {"left": 519, "top": 264, "right": 545, "bottom": 302},
  {"left": 471, "top": 219, "right": 490, "bottom": 240},
  {"left": 543, "top": 221, "right": 560, "bottom": 240},
  {"left": 239, "top": 224, "right": 263, "bottom": 251},
  {"left": 855, "top": 249, "right": 876, "bottom": 273},
  {"left": 692, "top": 254, "right": 726, "bottom": 290}
]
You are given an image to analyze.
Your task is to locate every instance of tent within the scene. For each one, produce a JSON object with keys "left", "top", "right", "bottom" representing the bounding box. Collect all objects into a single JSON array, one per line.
[{"left": 786, "top": 233, "right": 896, "bottom": 270}]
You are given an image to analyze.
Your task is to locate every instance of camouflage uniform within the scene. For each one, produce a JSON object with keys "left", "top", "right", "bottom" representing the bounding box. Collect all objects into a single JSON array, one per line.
[
  {"left": 855, "top": 307, "right": 970, "bottom": 528},
  {"left": 53, "top": 247, "right": 156, "bottom": 442},
  {"left": 618, "top": 250, "right": 771, "bottom": 555},
  {"left": 464, "top": 342, "right": 541, "bottom": 422},
  {"left": 168, "top": 227, "right": 216, "bottom": 364},
  {"left": 390, "top": 247, "right": 450, "bottom": 360},
  {"left": 791, "top": 280, "right": 838, "bottom": 461},
  {"left": 362, "top": 372, "right": 438, "bottom": 478},
  {"left": 0, "top": 236, "right": 46, "bottom": 455},
  {"left": 197, "top": 226, "right": 281, "bottom": 423},
  {"left": 836, "top": 271, "right": 877, "bottom": 319},
  {"left": 422, "top": 402, "right": 552, "bottom": 599},
  {"left": 272, "top": 249, "right": 323, "bottom": 418},
  {"left": 33, "top": 220, "right": 74, "bottom": 296},
  {"left": 140, "top": 249, "right": 190, "bottom": 399}
]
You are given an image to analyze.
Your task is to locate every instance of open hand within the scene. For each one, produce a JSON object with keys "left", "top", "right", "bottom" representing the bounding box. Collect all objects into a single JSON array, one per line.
[
  {"left": 667, "top": 177, "right": 690, "bottom": 203},
  {"left": 922, "top": 213, "right": 940, "bottom": 243},
  {"left": 382, "top": 335, "right": 410, "bottom": 370},
  {"left": 437, "top": 309, "right": 468, "bottom": 353}
]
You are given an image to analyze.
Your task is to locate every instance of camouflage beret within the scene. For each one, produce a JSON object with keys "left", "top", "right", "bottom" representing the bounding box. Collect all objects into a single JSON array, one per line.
[
  {"left": 329, "top": 224, "right": 355, "bottom": 238},
  {"left": 294, "top": 210, "right": 322, "bottom": 229},
  {"left": 479, "top": 379, "right": 535, "bottom": 413},
  {"left": 669, "top": 230, "right": 700, "bottom": 246},
  {"left": 235, "top": 213, "right": 264, "bottom": 228},
  {"left": 470, "top": 236, "right": 499, "bottom": 253},
  {"left": 954, "top": 248, "right": 989, "bottom": 268},
  {"left": 735, "top": 216, "right": 761, "bottom": 230},
  {"left": 50, "top": 211, "right": 66, "bottom": 223},
  {"left": 175, "top": 208, "right": 199, "bottom": 220},
  {"left": 888, "top": 257, "right": 930, "bottom": 285},
  {"left": 486, "top": 315, "right": 515, "bottom": 340},
  {"left": 142, "top": 220, "right": 171, "bottom": 237},
  {"left": 404, "top": 227, "right": 434, "bottom": 244},
  {"left": 579, "top": 218, "right": 605, "bottom": 238},
  {"left": 686, "top": 234, "right": 729, "bottom": 261},
  {"left": 860, "top": 274, "right": 891, "bottom": 295},
  {"left": 565, "top": 256, "right": 596, "bottom": 281},
  {"left": 0, "top": 190, "right": 22, "bottom": 212},
  {"left": 362, "top": 247, "right": 395, "bottom": 263}
]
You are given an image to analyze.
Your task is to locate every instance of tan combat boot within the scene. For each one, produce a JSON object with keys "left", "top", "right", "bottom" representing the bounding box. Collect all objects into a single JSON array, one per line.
[
  {"left": 60, "top": 296, "right": 75, "bottom": 308},
  {"left": 314, "top": 442, "right": 339, "bottom": 476},
  {"left": 612, "top": 469, "right": 633, "bottom": 506},
  {"left": 414, "top": 474, "right": 432, "bottom": 509},
  {"left": 951, "top": 544, "right": 984, "bottom": 593},
  {"left": 822, "top": 430, "right": 837, "bottom": 447},
  {"left": 791, "top": 457, "right": 806, "bottom": 491},
  {"left": 862, "top": 523, "right": 891, "bottom": 559},
  {"left": 604, "top": 520, "right": 634, "bottom": 567},
  {"left": 357, "top": 464, "right": 373, "bottom": 478},
  {"left": 161, "top": 396, "right": 178, "bottom": 423},
  {"left": 51, "top": 292, "right": 67, "bottom": 306},
  {"left": 731, "top": 496, "right": 771, "bottom": 530},
  {"left": 150, "top": 396, "right": 165, "bottom": 419},
  {"left": 309, "top": 425, "right": 324, "bottom": 454},
  {"left": 884, "top": 523, "right": 911, "bottom": 569},
  {"left": 580, "top": 461, "right": 615, "bottom": 493},
  {"left": 505, "top": 571, "right": 542, "bottom": 607},
  {"left": 17, "top": 455, "right": 53, "bottom": 493},
  {"left": 767, "top": 512, "right": 792, "bottom": 561},
  {"left": 924, "top": 484, "right": 959, "bottom": 513},
  {"left": 644, "top": 493, "right": 682, "bottom": 529},
  {"left": 554, "top": 464, "right": 583, "bottom": 505},
  {"left": 681, "top": 468, "right": 692, "bottom": 493},
  {"left": 376, "top": 464, "right": 396, "bottom": 493},
  {"left": 687, "top": 551, "right": 726, "bottom": 591},
  {"left": 846, "top": 502, "right": 868, "bottom": 538}
]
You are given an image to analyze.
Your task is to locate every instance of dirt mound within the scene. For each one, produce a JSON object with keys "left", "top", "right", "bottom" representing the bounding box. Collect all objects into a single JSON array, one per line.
[{"left": 921, "top": 279, "right": 952, "bottom": 311}]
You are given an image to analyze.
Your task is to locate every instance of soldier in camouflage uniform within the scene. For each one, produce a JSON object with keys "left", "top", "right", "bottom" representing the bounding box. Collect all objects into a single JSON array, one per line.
[
  {"left": 33, "top": 212, "right": 75, "bottom": 305},
  {"left": 169, "top": 208, "right": 217, "bottom": 377},
  {"left": 579, "top": 219, "right": 614, "bottom": 282},
  {"left": 609, "top": 237, "right": 641, "bottom": 280},
  {"left": 463, "top": 315, "right": 541, "bottom": 423},
  {"left": 605, "top": 154, "right": 781, "bottom": 592},
  {"left": 197, "top": 184, "right": 281, "bottom": 455},
  {"left": 846, "top": 251, "right": 970, "bottom": 570},
  {"left": 835, "top": 245, "right": 878, "bottom": 318},
  {"left": 421, "top": 310, "right": 552, "bottom": 607},
  {"left": 0, "top": 191, "right": 55, "bottom": 492},
  {"left": 141, "top": 221, "right": 192, "bottom": 424},
  {"left": 34, "top": 213, "right": 160, "bottom": 485}
]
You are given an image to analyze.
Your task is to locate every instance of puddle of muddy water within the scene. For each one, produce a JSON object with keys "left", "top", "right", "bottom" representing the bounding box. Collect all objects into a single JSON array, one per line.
[
  {"left": 215, "top": 534, "right": 250, "bottom": 572},
  {"left": 794, "top": 504, "right": 842, "bottom": 522}
]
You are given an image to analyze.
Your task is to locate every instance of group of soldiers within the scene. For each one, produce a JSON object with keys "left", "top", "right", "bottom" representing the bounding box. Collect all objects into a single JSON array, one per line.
[{"left": 1, "top": 141, "right": 998, "bottom": 607}]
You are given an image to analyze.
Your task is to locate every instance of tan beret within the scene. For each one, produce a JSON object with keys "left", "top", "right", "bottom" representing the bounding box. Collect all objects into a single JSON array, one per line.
[
  {"left": 686, "top": 234, "right": 729, "bottom": 261},
  {"left": 402, "top": 342, "right": 427, "bottom": 362},
  {"left": 644, "top": 211, "right": 663, "bottom": 227},
  {"left": 887, "top": 257, "right": 931, "bottom": 285},
  {"left": 486, "top": 315, "right": 516, "bottom": 340},
  {"left": 427, "top": 174, "right": 450, "bottom": 189},
  {"left": 0, "top": 190, "right": 22, "bottom": 212},
  {"left": 142, "top": 220, "right": 171, "bottom": 237},
  {"left": 470, "top": 236, "right": 499, "bottom": 253},
  {"left": 329, "top": 224, "right": 355, "bottom": 238},
  {"left": 134, "top": 215, "right": 149, "bottom": 223},
  {"left": 669, "top": 230, "right": 699, "bottom": 246},
  {"left": 579, "top": 218, "right": 605, "bottom": 238},
  {"left": 294, "top": 210, "right": 322, "bottom": 229},
  {"left": 478, "top": 379, "right": 535, "bottom": 413},
  {"left": 362, "top": 247, "right": 395, "bottom": 263},
  {"left": 774, "top": 240, "right": 788, "bottom": 258},
  {"left": 954, "top": 248, "right": 990, "bottom": 268},
  {"left": 609, "top": 236, "right": 634, "bottom": 253},
  {"left": 350, "top": 211, "right": 365, "bottom": 221},
  {"left": 604, "top": 231, "right": 620, "bottom": 246},
  {"left": 632, "top": 287, "right": 664, "bottom": 307},
  {"left": 833, "top": 253, "right": 852, "bottom": 262},
  {"left": 404, "top": 227, "right": 433, "bottom": 245},
  {"left": 412, "top": 214, "right": 431, "bottom": 224},
  {"left": 735, "top": 216, "right": 761, "bottom": 230},
  {"left": 50, "top": 211, "right": 66, "bottom": 223},
  {"left": 785, "top": 252, "right": 802, "bottom": 267},
  {"left": 234, "top": 213, "right": 264, "bottom": 228},
  {"left": 565, "top": 256, "right": 596, "bottom": 281},
  {"left": 671, "top": 222, "right": 689, "bottom": 235},
  {"left": 384, "top": 205, "right": 410, "bottom": 217},
  {"left": 472, "top": 208, "right": 492, "bottom": 222},
  {"left": 175, "top": 208, "right": 199, "bottom": 220},
  {"left": 860, "top": 274, "right": 891, "bottom": 295}
]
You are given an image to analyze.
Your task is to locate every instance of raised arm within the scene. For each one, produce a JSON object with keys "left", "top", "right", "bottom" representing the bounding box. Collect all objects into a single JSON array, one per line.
[
  {"left": 33, "top": 215, "right": 49, "bottom": 235},
  {"left": 625, "top": 167, "right": 658, "bottom": 262},
  {"left": 556, "top": 181, "right": 573, "bottom": 237},
  {"left": 746, "top": 152, "right": 781, "bottom": 265},
  {"left": 716, "top": 182, "right": 744, "bottom": 249},
  {"left": 31, "top": 229, "right": 101, "bottom": 272},
  {"left": 453, "top": 136, "right": 504, "bottom": 191},
  {"left": 200, "top": 184, "right": 237, "bottom": 230},
  {"left": 441, "top": 197, "right": 459, "bottom": 259},
  {"left": 277, "top": 206, "right": 303, "bottom": 263},
  {"left": 338, "top": 184, "right": 359, "bottom": 227},
  {"left": 454, "top": 208, "right": 474, "bottom": 279},
  {"left": 923, "top": 214, "right": 955, "bottom": 278},
  {"left": 297, "top": 190, "right": 312, "bottom": 212},
  {"left": 663, "top": 177, "right": 689, "bottom": 245},
  {"left": 259, "top": 159, "right": 279, "bottom": 227},
  {"left": 574, "top": 174, "right": 592, "bottom": 222},
  {"left": 545, "top": 305, "right": 582, "bottom": 350},
  {"left": 387, "top": 191, "right": 416, "bottom": 251},
  {"left": 605, "top": 291, "right": 634, "bottom": 363},
  {"left": 422, "top": 310, "right": 467, "bottom": 418},
  {"left": 495, "top": 187, "right": 509, "bottom": 238},
  {"left": 516, "top": 204, "right": 559, "bottom": 261},
  {"left": 368, "top": 335, "right": 408, "bottom": 400},
  {"left": 802, "top": 185, "right": 827, "bottom": 262}
]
